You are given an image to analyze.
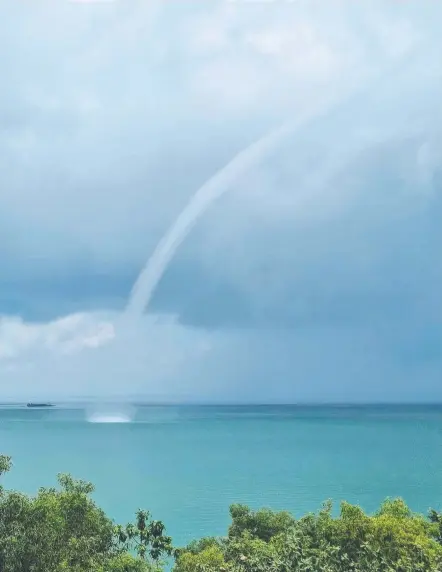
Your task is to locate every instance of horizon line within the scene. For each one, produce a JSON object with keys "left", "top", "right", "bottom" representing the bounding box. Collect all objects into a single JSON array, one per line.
[{"left": 2, "top": 400, "right": 442, "bottom": 407}]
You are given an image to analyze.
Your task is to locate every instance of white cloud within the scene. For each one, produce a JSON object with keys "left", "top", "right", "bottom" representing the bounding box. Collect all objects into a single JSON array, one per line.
[
  {"left": 1, "top": 0, "right": 440, "bottom": 272},
  {"left": 0, "top": 0, "right": 441, "bottom": 401},
  {"left": 1, "top": 307, "right": 441, "bottom": 403},
  {"left": 0, "top": 311, "right": 222, "bottom": 401},
  {"left": 0, "top": 313, "right": 115, "bottom": 361}
]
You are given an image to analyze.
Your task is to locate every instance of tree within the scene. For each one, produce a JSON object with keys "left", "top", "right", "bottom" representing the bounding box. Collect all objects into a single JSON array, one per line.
[
  {"left": 228, "top": 504, "right": 295, "bottom": 542},
  {"left": 0, "top": 455, "right": 168, "bottom": 572},
  {"left": 4, "top": 452, "right": 442, "bottom": 572},
  {"left": 0, "top": 455, "right": 12, "bottom": 477},
  {"left": 115, "top": 509, "right": 174, "bottom": 564},
  {"left": 174, "top": 499, "right": 442, "bottom": 572}
]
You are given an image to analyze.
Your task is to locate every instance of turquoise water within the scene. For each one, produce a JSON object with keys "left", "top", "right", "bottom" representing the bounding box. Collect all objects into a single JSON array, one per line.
[{"left": 1, "top": 404, "right": 442, "bottom": 547}]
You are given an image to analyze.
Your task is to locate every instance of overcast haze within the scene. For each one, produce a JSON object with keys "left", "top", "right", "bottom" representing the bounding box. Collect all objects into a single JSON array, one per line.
[{"left": 0, "top": 0, "right": 441, "bottom": 402}]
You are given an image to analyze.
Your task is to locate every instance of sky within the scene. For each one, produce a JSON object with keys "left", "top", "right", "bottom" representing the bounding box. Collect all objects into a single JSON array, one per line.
[{"left": 0, "top": 0, "right": 441, "bottom": 403}]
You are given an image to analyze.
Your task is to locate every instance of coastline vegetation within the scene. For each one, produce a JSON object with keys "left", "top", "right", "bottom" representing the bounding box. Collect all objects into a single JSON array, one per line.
[{"left": 2, "top": 454, "right": 442, "bottom": 571}]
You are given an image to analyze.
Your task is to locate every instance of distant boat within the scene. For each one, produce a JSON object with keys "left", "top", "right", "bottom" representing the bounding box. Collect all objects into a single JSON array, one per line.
[{"left": 26, "top": 403, "right": 55, "bottom": 408}]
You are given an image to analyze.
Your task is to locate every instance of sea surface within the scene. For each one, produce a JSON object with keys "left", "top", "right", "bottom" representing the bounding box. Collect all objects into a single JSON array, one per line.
[{"left": 1, "top": 404, "right": 442, "bottom": 547}]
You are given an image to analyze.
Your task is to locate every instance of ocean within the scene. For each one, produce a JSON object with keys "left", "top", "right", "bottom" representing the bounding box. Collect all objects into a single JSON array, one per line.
[{"left": 1, "top": 404, "right": 442, "bottom": 548}]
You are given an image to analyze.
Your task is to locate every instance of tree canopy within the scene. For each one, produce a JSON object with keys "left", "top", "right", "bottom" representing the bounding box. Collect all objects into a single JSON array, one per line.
[
  {"left": 0, "top": 455, "right": 172, "bottom": 572},
  {"left": 2, "top": 453, "right": 442, "bottom": 571},
  {"left": 175, "top": 500, "right": 442, "bottom": 571}
]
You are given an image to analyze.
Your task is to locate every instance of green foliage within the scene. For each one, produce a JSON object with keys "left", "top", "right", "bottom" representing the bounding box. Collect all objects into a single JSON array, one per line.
[
  {"left": 174, "top": 544, "right": 226, "bottom": 572},
  {"left": 115, "top": 509, "right": 174, "bottom": 563},
  {"left": 174, "top": 499, "right": 442, "bottom": 572},
  {"left": 4, "top": 451, "right": 442, "bottom": 571},
  {"left": 0, "top": 456, "right": 169, "bottom": 572},
  {"left": 228, "top": 504, "right": 295, "bottom": 542},
  {"left": 0, "top": 455, "right": 12, "bottom": 477},
  {"left": 95, "top": 552, "right": 161, "bottom": 572}
]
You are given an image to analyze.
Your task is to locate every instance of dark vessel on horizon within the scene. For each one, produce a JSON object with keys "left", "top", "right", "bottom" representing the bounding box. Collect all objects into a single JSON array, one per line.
[{"left": 26, "top": 403, "right": 55, "bottom": 408}]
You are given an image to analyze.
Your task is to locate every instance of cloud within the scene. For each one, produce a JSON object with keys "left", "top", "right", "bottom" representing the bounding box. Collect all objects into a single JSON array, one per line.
[
  {"left": 0, "top": 0, "right": 441, "bottom": 400},
  {"left": 0, "top": 313, "right": 115, "bottom": 362},
  {"left": 0, "top": 311, "right": 223, "bottom": 402},
  {"left": 1, "top": 308, "right": 441, "bottom": 403}
]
